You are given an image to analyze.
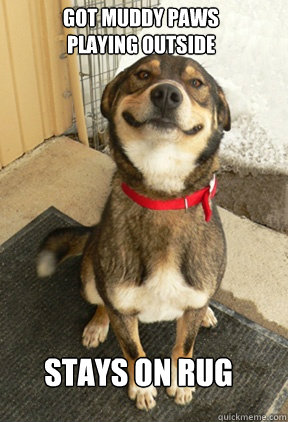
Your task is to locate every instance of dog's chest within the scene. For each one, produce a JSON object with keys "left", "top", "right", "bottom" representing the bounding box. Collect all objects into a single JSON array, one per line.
[
  {"left": 124, "top": 141, "right": 196, "bottom": 193},
  {"left": 112, "top": 263, "right": 208, "bottom": 323}
]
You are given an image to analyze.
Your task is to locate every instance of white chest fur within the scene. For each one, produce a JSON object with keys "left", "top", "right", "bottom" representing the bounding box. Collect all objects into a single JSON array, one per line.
[
  {"left": 124, "top": 140, "right": 196, "bottom": 193},
  {"left": 111, "top": 264, "right": 208, "bottom": 323}
]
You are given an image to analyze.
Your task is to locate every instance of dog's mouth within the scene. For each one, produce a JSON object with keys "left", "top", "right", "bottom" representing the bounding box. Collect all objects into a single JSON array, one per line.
[{"left": 122, "top": 111, "right": 203, "bottom": 136}]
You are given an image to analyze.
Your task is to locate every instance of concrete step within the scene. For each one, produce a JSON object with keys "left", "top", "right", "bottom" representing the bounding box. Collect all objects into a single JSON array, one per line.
[{"left": 217, "top": 160, "right": 287, "bottom": 235}]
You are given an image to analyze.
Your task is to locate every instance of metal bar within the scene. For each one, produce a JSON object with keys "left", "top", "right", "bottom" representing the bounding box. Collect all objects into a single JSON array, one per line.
[{"left": 61, "top": 0, "right": 89, "bottom": 146}]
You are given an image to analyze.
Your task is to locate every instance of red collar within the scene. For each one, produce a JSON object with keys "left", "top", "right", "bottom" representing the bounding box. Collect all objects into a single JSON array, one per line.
[{"left": 121, "top": 175, "right": 217, "bottom": 222}]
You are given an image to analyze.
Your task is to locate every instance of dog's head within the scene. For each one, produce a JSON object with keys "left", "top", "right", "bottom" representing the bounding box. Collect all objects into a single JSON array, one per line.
[{"left": 101, "top": 55, "right": 230, "bottom": 193}]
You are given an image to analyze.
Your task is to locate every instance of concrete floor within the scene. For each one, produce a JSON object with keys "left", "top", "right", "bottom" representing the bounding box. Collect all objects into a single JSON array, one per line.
[{"left": 1, "top": 136, "right": 287, "bottom": 414}]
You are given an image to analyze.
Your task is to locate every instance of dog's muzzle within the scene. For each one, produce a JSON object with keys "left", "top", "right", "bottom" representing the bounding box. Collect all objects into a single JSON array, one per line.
[{"left": 122, "top": 82, "right": 203, "bottom": 136}]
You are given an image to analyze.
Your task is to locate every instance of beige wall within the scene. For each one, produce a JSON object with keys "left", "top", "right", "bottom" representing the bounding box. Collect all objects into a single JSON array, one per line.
[{"left": 0, "top": 0, "right": 73, "bottom": 168}]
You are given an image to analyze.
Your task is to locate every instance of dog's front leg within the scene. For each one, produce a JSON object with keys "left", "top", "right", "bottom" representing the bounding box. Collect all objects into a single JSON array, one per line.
[
  {"left": 107, "top": 308, "right": 157, "bottom": 411},
  {"left": 167, "top": 306, "right": 207, "bottom": 405}
]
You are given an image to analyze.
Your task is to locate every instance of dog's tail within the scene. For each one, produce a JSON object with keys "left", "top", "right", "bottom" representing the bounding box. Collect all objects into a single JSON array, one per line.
[{"left": 36, "top": 226, "right": 92, "bottom": 278}]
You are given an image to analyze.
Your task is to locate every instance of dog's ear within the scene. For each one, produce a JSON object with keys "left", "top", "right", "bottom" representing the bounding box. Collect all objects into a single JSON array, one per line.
[
  {"left": 216, "top": 85, "right": 231, "bottom": 131},
  {"left": 101, "top": 71, "right": 125, "bottom": 120}
]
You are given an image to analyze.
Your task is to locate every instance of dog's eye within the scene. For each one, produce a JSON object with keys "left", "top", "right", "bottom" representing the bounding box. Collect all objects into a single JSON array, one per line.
[
  {"left": 136, "top": 70, "right": 150, "bottom": 80},
  {"left": 191, "top": 79, "right": 203, "bottom": 88}
]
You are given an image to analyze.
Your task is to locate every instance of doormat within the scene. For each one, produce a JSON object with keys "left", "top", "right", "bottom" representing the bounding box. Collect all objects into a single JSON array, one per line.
[{"left": 0, "top": 207, "right": 287, "bottom": 422}]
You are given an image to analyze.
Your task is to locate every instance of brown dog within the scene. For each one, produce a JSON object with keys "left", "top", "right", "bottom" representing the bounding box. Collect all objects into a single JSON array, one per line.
[{"left": 37, "top": 54, "right": 230, "bottom": 411}]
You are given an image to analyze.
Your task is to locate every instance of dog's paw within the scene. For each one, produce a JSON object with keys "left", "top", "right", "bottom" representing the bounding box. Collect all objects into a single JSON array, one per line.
[
  {"left": 82, "top": 321, "right": 109, "bottom": 348},
  {"left": 201, "top": 306, "right": 218, "bottom": 328},
  {"left": 166, "top": 385, "right": 195, "bottom": 405},
  {"left": 128, "top": 383, "right": 157, "bottom": 411}
]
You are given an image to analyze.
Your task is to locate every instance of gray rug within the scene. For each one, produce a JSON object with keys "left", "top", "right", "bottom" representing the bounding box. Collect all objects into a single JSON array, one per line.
[{"left": 0, "top": 207, "right": 287, "bottom": 422}]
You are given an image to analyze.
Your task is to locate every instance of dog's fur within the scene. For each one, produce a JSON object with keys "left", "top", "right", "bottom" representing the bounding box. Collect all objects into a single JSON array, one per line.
[{"left": 37, "top": 54, "right": 230, "bottom": 410}]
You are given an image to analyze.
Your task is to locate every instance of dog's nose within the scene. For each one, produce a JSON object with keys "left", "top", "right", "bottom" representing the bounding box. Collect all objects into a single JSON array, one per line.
[{"left": 150, "top": 84, "right": 183, "bottom": 112}]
